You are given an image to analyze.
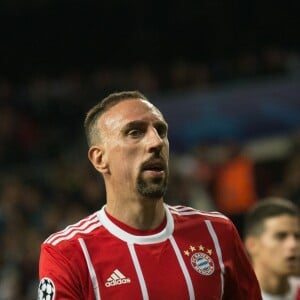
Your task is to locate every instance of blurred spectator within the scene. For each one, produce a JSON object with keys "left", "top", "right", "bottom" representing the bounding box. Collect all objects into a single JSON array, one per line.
[
  {"left": 213, "top": 142, "right": 257, "bottom": 232},
  {"left": 244, "top": 197, "right": 300, "bottom": 299}
]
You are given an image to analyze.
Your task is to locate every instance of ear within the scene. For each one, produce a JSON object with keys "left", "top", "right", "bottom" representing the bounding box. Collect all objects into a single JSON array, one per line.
[
  {"left": 88, "top": 146, "right": 109, "bottom": 174},
  {"left": 244, "top": 235, "right": 260, "bottom": 257}
]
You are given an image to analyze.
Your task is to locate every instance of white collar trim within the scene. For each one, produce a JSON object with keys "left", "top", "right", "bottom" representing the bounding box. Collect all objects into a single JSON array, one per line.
[{"left": 97, "top": 203, "right": 174, "bottom": 244}]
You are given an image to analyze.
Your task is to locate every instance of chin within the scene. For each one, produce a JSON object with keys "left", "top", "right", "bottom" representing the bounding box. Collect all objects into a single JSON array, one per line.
[{"left": 137, "top": 176, "right": 168, "bottom": 199}]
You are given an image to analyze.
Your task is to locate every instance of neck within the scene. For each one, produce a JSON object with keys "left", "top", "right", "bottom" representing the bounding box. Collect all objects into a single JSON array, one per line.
[
  {"left": 105, "top": 196, "right": 165, "bottom": 230},
  {"left": 254, "top": 264, "right": 290, "bottom": 295}
]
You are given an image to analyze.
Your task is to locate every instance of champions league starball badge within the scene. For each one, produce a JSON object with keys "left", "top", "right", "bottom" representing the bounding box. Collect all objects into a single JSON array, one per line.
[
  {"left": 38, "top": 277, "right": 55, "bottom": 300},
  {"left": 191, "top": 251, "right": 215, "bottom": 275}
]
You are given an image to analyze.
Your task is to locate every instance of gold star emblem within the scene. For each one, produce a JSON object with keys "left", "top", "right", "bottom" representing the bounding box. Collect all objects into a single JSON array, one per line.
[
  {"left": 189, "top": 245, "right": 196, "bottom": 252},
  {"left": 184, "top": 250, "right": 190, "bottom": 256},
  {"left": 199, "top": 245, "right": 205, "bottom": 251},
  {"left": 207, "top": 249, "right": 213, "bottom": 255}
]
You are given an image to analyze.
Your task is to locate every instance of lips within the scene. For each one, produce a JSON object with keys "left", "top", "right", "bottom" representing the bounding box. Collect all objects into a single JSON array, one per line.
[
  {"left": 284, "top": 255, "right": 300, "bottom": 269},
  {"left": 141, "top": 159, "right": 166, "bottom": 172},
  {"left": 286, "top": 255, "right": 298, "bottom": 263}
]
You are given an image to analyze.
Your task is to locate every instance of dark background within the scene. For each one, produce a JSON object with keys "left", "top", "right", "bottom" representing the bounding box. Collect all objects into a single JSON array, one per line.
[{"left": 1, "top": 0, "right": 299, "bottom": 81}]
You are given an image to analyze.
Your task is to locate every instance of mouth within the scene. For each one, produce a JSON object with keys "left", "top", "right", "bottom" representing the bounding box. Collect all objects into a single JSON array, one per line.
[
  {"left": 141, "top": 159, "right": 166, "bottom": 174},
  {"left": 285, "top": 255, "right": 299, "bottom": 266}
]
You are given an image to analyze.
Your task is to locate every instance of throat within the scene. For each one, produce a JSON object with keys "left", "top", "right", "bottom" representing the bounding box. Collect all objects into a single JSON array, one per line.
[
  {"left": 105, "top": 210, "right": 167, "bottom": 235},
  {"left": 257, "top": 271, "right": 290, "bottom": 295},
  {"left": 105, "top": 201, "right": 166, "bottom": 231}
]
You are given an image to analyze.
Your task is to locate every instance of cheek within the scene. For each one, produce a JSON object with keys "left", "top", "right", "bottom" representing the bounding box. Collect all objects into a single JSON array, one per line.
[
  {"left": 162, "top": 141, "right": 170, "bottom": 158},
  {"left": 165, "top": 140, "right": 169, "bottom": 151},
  {"left": 260, "top": 238, "right": 280, "bottom": 255},
  {"left": 109, "top": 148, "right": 138, "bottom": 173}
]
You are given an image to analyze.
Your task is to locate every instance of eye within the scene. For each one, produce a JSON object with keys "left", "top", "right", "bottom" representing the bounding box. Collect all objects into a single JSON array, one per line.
[
  {"left": 155, "top": 124, "right": 168, "bottom": 138},
  {"left": 274, "top": 232, "right": 287, "bottom": 241},
  {"left": 128, "top": 129, "right": 144, "bottom": 138}
]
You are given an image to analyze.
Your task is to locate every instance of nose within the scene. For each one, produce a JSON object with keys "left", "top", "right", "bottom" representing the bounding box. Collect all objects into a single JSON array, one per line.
[
  {"left": 286, "top": 234, "right": 299, "bottom": 249},
  {"left": 146, "top": 126, "right": 164, "bottom": 153}
]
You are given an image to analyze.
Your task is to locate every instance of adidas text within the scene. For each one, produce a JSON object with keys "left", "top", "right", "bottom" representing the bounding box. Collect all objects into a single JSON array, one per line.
[{"left": 105, "top": 278, "right": 131, "bottom": 287}]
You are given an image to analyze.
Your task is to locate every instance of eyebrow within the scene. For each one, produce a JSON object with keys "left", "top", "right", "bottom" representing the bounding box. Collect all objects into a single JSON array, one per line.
[
  {"left": 122, "top": 120, "right": 168, "bottom": 131},
  {"left": 123, "top": 120, "right": 147, "bottom": 130}
]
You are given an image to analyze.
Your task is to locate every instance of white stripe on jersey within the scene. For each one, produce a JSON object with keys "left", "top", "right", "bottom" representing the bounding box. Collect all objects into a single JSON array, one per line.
[
  {"left": 45, "top": 214, "right": 101, "bottom": 246},
  {"left": 128, "top": 243, "right": 149, "bottom": 300},
  {"left": 45, "top": 213, "right": 99, "bottom": 243},
  {"left": 79, "top": 238, "right": 101, "bottom": 300},
  {"left": 44, "top": 213, "right": 98, "bottom": 244},
  {"left": 50, "top": 222, "right": 102, "bottom": 246},
  {"left": 169, "top": 235, "right": 195, "bottom": 300},
  {"left": 205, "top": 220, "right": 225, "bottom": 298},
  {"left": 168, "top": 205, "right": 228, "bottom": 220}
]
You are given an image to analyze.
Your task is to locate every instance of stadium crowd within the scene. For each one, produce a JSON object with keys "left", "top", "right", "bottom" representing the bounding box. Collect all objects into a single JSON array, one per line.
[{"left": 0, "top": 47, "right": 300, "bottom": 299}]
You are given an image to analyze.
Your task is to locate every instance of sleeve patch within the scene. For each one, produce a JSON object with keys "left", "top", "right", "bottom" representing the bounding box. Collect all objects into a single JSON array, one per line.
[{"left": 38, "top": 277, "right": 55, "bottom": 300}]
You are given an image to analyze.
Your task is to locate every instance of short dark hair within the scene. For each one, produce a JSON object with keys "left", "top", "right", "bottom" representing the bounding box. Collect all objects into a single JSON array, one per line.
[
  {"left": 244, "top": 197, "right": 299, "bottom": 237},
  {"left": 84, "top": 90, "right": 148, "bottom": 147}
]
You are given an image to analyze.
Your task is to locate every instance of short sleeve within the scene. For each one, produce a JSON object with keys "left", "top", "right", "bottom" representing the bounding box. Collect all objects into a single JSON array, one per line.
[{"left": 38, "top": 244, "right": 82, "bottom": 300}]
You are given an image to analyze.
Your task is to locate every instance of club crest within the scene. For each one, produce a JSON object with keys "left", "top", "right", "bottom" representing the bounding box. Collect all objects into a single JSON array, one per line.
[
  {"left": 191, "top": 251, "right": 215, "bottom": 275},
  {"left": 183, "top": 244, "right": 215, "bottom": 276}
]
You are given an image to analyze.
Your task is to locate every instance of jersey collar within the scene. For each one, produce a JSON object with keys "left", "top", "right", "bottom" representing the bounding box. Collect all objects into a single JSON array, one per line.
[{"left": 97, "top": 203, "right": 174, "bottom": 244}]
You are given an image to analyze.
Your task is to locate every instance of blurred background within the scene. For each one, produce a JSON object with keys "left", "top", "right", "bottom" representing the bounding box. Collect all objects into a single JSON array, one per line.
[{"left": 0, "top": 0, "right": 300, "bottom": 298}]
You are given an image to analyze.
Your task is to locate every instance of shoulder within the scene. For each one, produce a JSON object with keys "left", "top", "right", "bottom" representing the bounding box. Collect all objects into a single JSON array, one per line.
[
  {"left": 167, "top": 205, "right": 237, "bottom": 235},
  {"left": 168, "top": 204, "right": 230, "bottom": 223},
  {"left": 42, "top": 211, "right": 103, "bottom": 248},
  {"left": 167, "top": 205, "right": 241, "bottom": 251}
]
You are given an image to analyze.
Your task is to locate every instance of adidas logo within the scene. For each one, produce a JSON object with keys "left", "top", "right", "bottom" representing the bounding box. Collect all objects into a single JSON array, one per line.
[{"left": 105, "top": 269, "right": 131, "bottom": 287}]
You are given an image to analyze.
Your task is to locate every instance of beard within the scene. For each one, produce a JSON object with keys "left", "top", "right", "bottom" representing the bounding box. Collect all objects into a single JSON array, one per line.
[{"left": 136, "top": 170, "right": 169, "bottom": 198}]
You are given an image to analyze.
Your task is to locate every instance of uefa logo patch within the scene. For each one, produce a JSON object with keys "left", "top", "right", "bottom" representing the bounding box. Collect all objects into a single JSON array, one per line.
[
  {"left": 191, "top": 252, "right": 215, "bottom": 276},
  {"left": 38, "top": 277, "right": 55, "bottom": 300}
]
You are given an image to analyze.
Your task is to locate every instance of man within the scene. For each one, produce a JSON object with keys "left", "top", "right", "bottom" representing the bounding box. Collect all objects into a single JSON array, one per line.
[
  {"left": 244, "top": 197, "right": 300, "bottom": 300},
  {"left": 38, "top": 91, "right": 261, "bottom": 299}
]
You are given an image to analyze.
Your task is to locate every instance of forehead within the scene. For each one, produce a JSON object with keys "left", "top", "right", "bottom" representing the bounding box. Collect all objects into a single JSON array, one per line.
[
  {"left": 99, "top": 98, "right": 166, "bottom": 128},
  {"left": 263, "top": 215, "right": 299, "bottom": 233}
]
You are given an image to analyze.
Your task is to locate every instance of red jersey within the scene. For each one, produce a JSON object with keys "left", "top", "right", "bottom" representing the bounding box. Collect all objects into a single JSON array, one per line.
[{"left": 38, "top": 204, "right": 262, "bottom": 300}]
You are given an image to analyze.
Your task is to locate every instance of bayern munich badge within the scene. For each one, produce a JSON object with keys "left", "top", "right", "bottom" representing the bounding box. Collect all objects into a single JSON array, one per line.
[{"left": 191, "top": 251, "right": 215, "bottom": 276}]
